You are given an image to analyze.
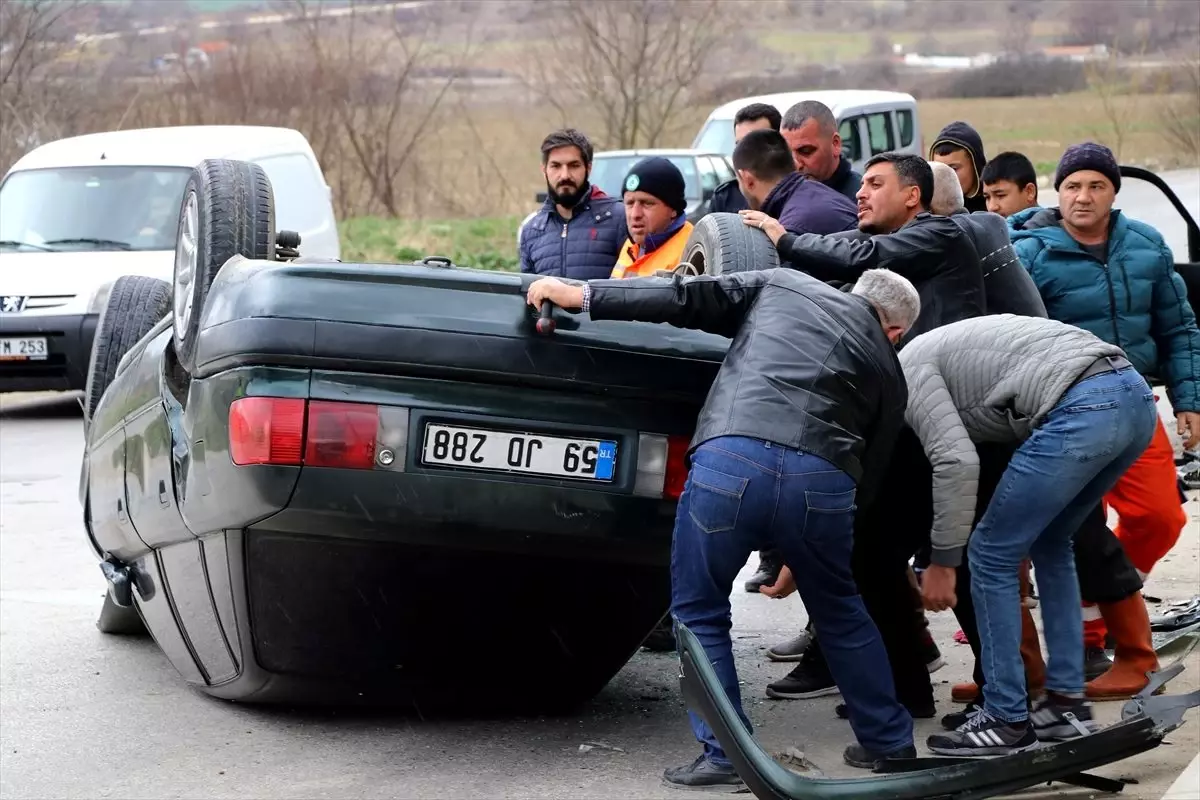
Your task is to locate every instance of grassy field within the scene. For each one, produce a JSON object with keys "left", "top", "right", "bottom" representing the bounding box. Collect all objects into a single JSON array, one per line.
[{"left": 338, "top": 89, "right": 1197, "bottom": 269}]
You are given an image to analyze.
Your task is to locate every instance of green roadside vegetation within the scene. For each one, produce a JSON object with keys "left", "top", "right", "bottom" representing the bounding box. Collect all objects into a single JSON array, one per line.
[{"left": 338, "top": 215, "right": 525, "bottom": 271}]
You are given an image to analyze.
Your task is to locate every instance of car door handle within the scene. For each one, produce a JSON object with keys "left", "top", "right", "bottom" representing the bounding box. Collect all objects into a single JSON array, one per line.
[
  {"left": 117, "top": 497, "right": 128, "bottom": 523},
  {"left": 158, "top": 479, "right": 170, "bottom": 508}
]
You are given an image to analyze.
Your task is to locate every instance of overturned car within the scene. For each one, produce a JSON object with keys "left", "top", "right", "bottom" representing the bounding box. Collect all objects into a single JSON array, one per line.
[{"left": 79, "top": 158, "right": 733, "bottom": 711}]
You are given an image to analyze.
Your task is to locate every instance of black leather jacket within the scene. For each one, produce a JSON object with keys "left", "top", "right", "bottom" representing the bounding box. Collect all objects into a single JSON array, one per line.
[
  {"left": 948, "top": 210, "right": 1048, "bottom": 319},
  {"left": 586, "top": 268, "right": 907, "bottom": 506},
  {"left": 775, "top": 212, "right": 987, "bottom": 346}
]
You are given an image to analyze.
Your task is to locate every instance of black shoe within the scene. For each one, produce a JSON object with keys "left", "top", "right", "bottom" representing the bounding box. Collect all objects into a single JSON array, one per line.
[
  {"left": 1029, "top": 693, "right": 1099, "bottom": 742},
  {"left": 766, "top": 650, "right": 839, "bottom": 699},
  {"left": 843, "top": 743, "right": 918, "bottom": 769},
  {"left": 744, "top": 550, "right": 783, "bottom": 593},
  {"left": 927, "top": 708, "right": 1039, "bottom": 756},
  {"left": 837, "top": 700, "right": 934, "bottom": 720},
  {"left": 642, "top": 617, "right": 676, "bottom": 652},
  {"left": 1084, "top": 646, "right": 1112, "bottom": 681},
  {"left": 661, "top": 754, "right": 746, "bottom": 792},
  {"left": 941, "top": 701, "right": 983, "bottom": 731}
]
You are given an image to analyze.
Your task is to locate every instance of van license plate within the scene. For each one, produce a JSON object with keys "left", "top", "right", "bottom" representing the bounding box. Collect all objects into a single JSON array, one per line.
[
  {"left": 0, "top": 337, "right": 48, "bottom": 361},
  {"left": 421, "top": 423, "right": 616, "bottom": 481}
]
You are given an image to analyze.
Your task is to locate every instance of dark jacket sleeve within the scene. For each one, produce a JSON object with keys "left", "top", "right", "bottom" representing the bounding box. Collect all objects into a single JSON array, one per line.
[
  {"left": 587, "top": 270, "right": 774, "bottom": 340},
  {"left": 854, "top": 361, "right": 907, "bottom": 512},
  {"left": 776, "top": 216, "right": 960, "bottom": 284},
  {"left": 707, "top": 180, "right": 748, "bottom": 215}
]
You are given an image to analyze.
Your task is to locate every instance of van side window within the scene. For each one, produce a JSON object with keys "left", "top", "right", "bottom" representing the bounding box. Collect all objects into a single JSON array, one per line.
[
  {"left": 866, "top": 113, "right": 894, "bottom": 155},
  {"left": 896, "top": 109, "right": 915, "bottom": 148},
  {"left": 839, "top": 118, "right": 862, "bottom": 163},
  {"left": 253, "top": 154, "right": 326, "bottom": 233}
]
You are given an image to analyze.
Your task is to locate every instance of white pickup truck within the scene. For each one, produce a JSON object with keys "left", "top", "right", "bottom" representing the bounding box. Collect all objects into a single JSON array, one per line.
[{"left": 0, "top": 125, "right": 340, "bottom": 394}]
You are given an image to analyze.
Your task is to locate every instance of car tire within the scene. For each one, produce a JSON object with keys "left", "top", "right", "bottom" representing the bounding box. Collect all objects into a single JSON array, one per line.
[
  {"left": 682, "top": 212, "right": 780, "bottom": 275},
  {"left": 96, "top": 585, "right": 147, "bottom": 635},
  {"left": 172, "top": 158, "right": 275, "bottom": 373},
  {"left": 83, "top": 275, "right": 173, "bottom": 432}
]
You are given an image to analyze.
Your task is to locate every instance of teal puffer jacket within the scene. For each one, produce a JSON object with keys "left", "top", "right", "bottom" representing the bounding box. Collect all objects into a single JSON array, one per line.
[{"left": 1009, "top": 206, "right": 1200, "bottom": 412}]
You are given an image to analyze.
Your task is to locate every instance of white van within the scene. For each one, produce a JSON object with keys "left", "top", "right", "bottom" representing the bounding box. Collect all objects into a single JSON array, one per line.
[
  {"left": 0, "top": 125, "right": 339, "bottom": 394},
  {"left": 691, "top": 90, "right": 922, "bottom": 174}
]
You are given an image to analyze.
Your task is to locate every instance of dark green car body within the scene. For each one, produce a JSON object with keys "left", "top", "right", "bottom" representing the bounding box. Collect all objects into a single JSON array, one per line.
[{"left": 81, "top": 257, "right": 728, "bottom": 708}]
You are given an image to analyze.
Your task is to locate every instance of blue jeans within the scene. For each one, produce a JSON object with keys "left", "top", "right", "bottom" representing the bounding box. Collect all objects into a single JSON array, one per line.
[
  {"left": 969, "top": 365, "right": 1157, "bottom": 722},
  {"left": 671, "top": 435, "right": 914, "bottom": 767}
]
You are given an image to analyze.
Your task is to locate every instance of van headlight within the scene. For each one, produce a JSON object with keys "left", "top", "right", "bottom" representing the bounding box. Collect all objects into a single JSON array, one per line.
[{"left": 87, "top": 281, "right": 115, "bottom": 314}]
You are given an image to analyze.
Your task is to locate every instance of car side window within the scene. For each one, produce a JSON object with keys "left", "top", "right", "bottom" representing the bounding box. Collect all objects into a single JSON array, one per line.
[
  {"left": 839, "top": 117, "right": 862, "bottom": 163},
  {"left": 252, "top": 153, "right": 327, "bottom": 233},
  {"left": 698, "top": 157, "right": 719, "bottom": 193},
  {"left": 709, "top": 156, "right": 735, "bottom": 185},
  {"left": 866, "top": 113, "right": 894, "bottom": 156},
  {"left": 896, "top": 109, "right": 915, "bottom": 148}
]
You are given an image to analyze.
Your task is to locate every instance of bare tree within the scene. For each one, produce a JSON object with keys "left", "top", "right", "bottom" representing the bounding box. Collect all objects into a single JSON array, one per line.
[
  {"left": 1158, "top": 56, "right": 1200, "bottom": 165},
  {"left": 292, "top": 0, "right": 478, "bottom": 218},
  {"left": 0, "top": 0, "right": 89, "bottom": 170},
  {"left": 999, "top": 0, "right": 1040, "bottom": 56},
  {"left": 525, "top": 0, "right": 730, "bottom": 150}
]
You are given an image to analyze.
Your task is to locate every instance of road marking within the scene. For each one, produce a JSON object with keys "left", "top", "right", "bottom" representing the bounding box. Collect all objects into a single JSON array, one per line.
[{"left": 1162, "top": 750, "right": 1200, "bottom": 799}]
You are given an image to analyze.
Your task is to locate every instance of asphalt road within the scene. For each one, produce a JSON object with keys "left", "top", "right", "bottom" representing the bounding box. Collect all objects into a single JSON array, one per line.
[{"left": 2, "top": 170, "right": 1199, "bottom": 800}]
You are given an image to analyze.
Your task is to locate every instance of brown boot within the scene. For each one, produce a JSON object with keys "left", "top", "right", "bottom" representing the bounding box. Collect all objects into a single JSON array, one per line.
[
  {"left": 1020, "top": 604, "right": 1047, "bottom": 698},
  {"left": 1086, "top": 592, "right": 1158, "bottom": 700}
]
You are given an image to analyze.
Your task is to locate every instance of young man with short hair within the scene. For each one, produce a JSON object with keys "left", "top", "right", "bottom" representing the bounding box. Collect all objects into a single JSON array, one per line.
[
  {"left": 706, "top": 102, "right": 783, "bottom": 216},
  {"left": 733, "top": 129, "right": 856, "bottom": 235},
  {"left": 981, "top": 151, "right": 1040, "bottom": 219}
]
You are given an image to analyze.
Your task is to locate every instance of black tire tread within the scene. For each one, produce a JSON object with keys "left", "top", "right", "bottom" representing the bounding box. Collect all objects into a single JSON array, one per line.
[
  {"left": 83, "top": 275, "right": 173, "bottom": 427},
  {"left": 683, "top": 212, "right": 781, "bottom": 275},
  {"left": 174, "top": 158, "right": 275, "bottom": 372}
]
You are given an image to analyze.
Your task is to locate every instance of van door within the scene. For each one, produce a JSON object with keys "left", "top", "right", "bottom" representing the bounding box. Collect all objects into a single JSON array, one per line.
[
  {"left": 838, "top": 116, "right": 865, "bottom": 173},
  {"left": 864, "top": 110, "right": 896, "bottom": 158},
  {"left": 252, "top": 153, "right": 340, "bottom": 260}
]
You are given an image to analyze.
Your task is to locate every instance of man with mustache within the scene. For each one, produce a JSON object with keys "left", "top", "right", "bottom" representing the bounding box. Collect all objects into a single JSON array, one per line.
[
  {"left": 741, "top": 152, "right": 986, "bottom": 718},
  {"left": 519, "top": 128, "right": 628, "bottom": 280}
]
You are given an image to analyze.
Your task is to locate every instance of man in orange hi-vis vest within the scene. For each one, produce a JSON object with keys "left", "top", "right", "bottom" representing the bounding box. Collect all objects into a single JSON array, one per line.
[{"left": 611, "top": 157, "right": 694, "bottom": 279}]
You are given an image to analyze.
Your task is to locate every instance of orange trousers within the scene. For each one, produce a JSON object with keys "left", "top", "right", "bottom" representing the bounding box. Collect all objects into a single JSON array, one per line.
[{"left": 1083, "top": 415, "right": 1187, "bottom": 647}]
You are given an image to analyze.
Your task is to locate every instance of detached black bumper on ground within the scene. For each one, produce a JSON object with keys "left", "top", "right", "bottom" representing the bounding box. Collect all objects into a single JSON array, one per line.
[{"left": 676, "top": 620, "right": 1199, "bottom": 800}]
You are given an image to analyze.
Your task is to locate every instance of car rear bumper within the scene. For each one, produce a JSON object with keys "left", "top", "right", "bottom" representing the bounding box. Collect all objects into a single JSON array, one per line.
[{"left": 0, "top": 313, "right": 97, "bottom": 392}]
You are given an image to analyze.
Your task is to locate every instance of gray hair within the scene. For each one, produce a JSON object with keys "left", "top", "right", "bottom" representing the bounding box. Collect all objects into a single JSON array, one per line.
[
  {"left": 852, "top": 268, "right": 921, "bottom": 331},
  {"left": 781, "top": 100, "right": 836, "bottom": 134},
  {"left": 928, "top": 160, "right": 964, "bottom": 216}
]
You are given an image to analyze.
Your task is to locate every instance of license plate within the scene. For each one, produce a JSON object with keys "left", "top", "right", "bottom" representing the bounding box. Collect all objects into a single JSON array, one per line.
[
  {"left": 0, "top": 337, "right": 48, "bottom": 361},
  {"left": 421, "top": 423, "right": 617, "bottom": 481}
]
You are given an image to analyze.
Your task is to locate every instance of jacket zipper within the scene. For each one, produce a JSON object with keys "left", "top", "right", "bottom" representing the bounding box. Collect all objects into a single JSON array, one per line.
[
  {"left": 559, "top": 220, "right": 568, "bottom": 277},
  {"left": 1099, "top": 261, "right": 1123, "bottom": 349}
]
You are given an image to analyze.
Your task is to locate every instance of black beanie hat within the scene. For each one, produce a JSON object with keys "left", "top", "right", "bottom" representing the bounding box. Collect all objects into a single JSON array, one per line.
[
  {"left": 1054, "top": 142, "right": 1121, "bottom": 192},
  {"left": 622, "top": 156, "right": 687, "bottom": 215}
]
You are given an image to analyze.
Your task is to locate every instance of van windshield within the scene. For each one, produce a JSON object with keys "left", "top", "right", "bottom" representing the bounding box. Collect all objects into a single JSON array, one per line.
[
  {"left": 691, "top": 120, "right": 734, "bottom": 158},
  {"left": 0, "top": 166, "right": 192, "bottom": 252}
]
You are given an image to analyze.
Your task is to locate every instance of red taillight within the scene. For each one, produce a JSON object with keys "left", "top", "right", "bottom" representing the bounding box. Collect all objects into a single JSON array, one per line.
[
  {"left": 663, "top": 435, "right": 691, "bottom": 500},
  {"left": 305, "top": 400, "right": 379, "bottom": 469},
  {"left": 229, "top": 397, "right": 305, "bottom": 465}
]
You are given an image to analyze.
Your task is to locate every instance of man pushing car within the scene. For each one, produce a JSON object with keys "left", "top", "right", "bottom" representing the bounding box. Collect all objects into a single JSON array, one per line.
[{"left": 526, "top": 266, "right": 922, "bottom": 790}]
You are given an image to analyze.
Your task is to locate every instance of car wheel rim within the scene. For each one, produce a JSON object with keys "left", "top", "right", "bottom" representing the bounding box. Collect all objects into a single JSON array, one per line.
[{"left": 174, "top": 191, "right": 198, "bottom": 342}]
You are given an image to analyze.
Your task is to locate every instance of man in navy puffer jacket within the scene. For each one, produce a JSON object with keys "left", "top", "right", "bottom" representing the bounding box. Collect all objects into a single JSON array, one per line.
[{"left": 519, "top": 129, "right": 628, "bottom": 280}]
